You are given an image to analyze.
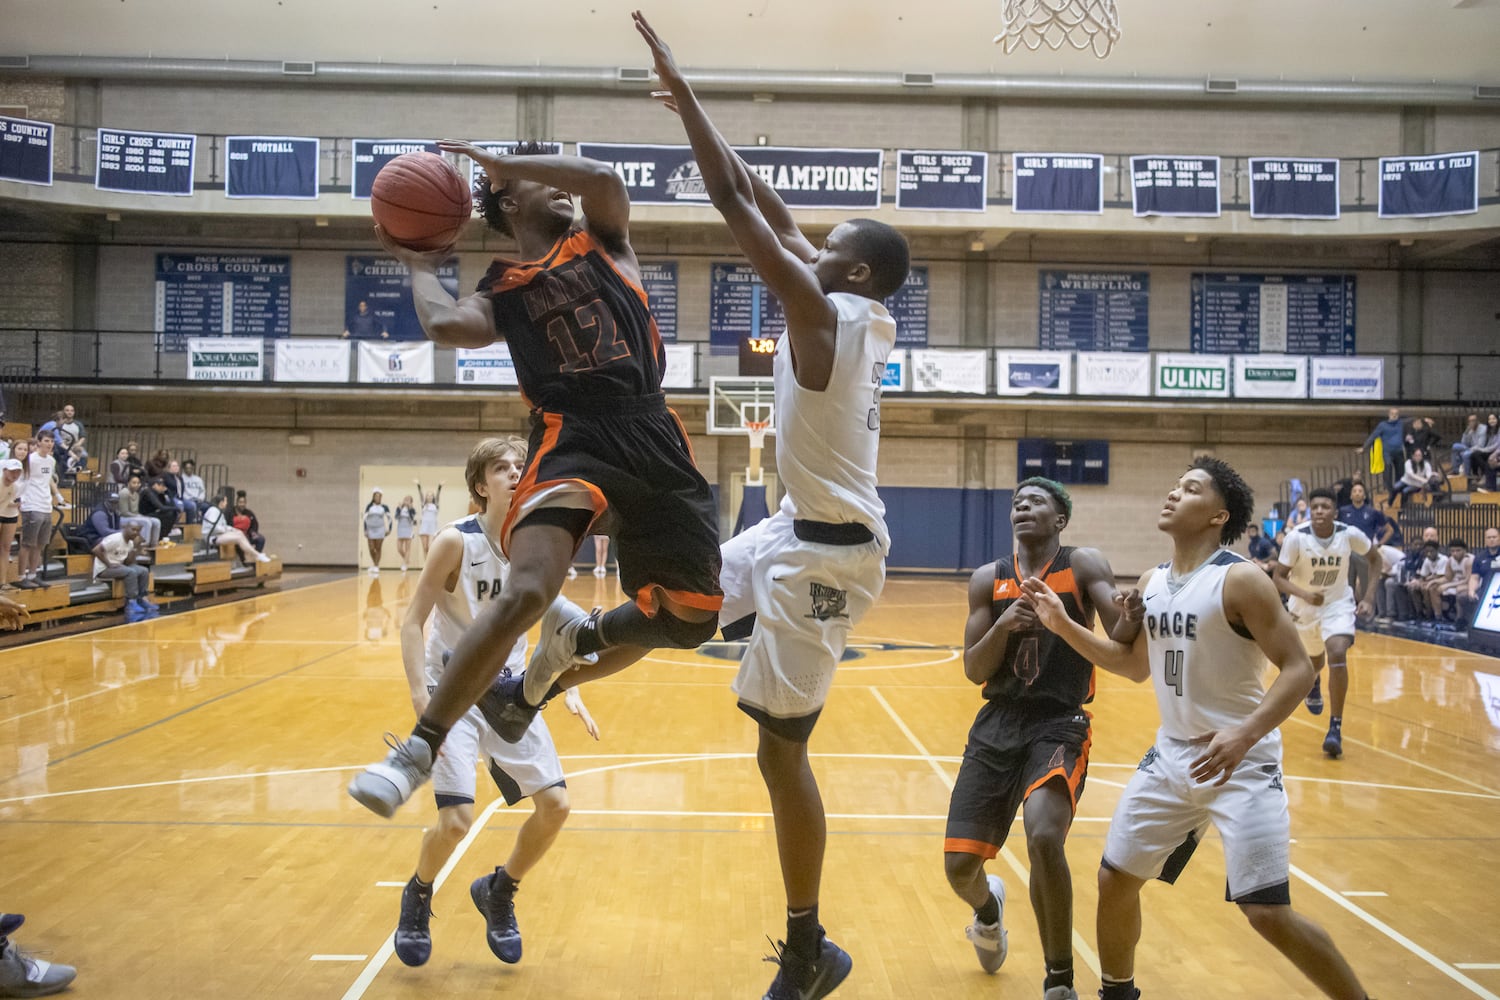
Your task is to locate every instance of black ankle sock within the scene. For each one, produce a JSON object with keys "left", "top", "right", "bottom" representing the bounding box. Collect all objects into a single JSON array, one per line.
[
  {"left": 410, "top": 874, "right": 433, "bottom": 893},
  {"left": 786, "top": 906, "right": 820, "bottom": 958},
  {"left": 412, "top": 718, "right": 449, "bottom": 758},
  {"left": 544, "top": 680, "right": 566, "bottom": 703},
  {"left": 975, "top": 894, "right": 1000, "bottom": 926},
  {"left": 1043, "top": 962, "right": 1074, "bottom": 990},
  {"left": 1100, "top": 977, "right": 1136, "bottom": 1000},
  {"left": 492, "top": 866, "right": 519, "bottom": 893},
  {"left": 574, "top": 611, "right": 608, "bottom": 656}
]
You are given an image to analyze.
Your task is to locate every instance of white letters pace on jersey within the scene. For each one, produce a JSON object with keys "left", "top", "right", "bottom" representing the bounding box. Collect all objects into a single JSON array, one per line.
[
  {"left": 1142, "top": 550, "right": 1280, "bottom": 756},
  {"left": 1278, "top": 522, "right": 1371, "bottom": 600},
  {"left": 424, "top": 516, "right": 527, "bottom": 684},
  {"left": 772, "top": 292, "right": 896, "bottom": 550}
]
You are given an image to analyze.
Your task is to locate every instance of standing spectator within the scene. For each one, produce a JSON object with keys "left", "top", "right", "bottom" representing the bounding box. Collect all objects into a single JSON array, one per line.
[
  {"left": 145, "top": 448, "right": 171, "bottom": 480},
  {"left": 56, "top": 403, "right": 85, "bottom": 454},
  {"left": 1359, "top": 407, "right": 1406, "bottom": 495},
  {"left": 1462, "top": 526, "right": 1500, "bottom": 623},
  {"left": 1451, "top": 414, "right": 1487, "bottom": 479},
  {"left": 233, "top": 491, "right": 266, "bottom": 552},
  {"left": 92, "top": 521, "right": 159, "bottom": 623},
  {"left": 343, "top": 300, "right": 389, "bottom": 340},
  {"left": 164, "top": 459, "right": 198, "bottom": 523},
  {"left": 16, "top": 436, "right": 68, "bottom": 590},
  {"left": 1406, "top": 416, "right": 1442, "bottom": 470},
  {"left": 1338, "top": 482, "right": 1390, "bottom": 600},
  {"left": 363, "top": 488, "right": 393, "bottom": 576},
  {"left": 108, "top": 446, "right": 132, "bottom": 486},
  {"left": 117, "top": 474, "right": 161, "bottom": 548},
  {"left": 393, "top": 494, "right": 418, "bottom": 572},
  {"left": 415, "top": 479, "right": 443, "bottom": 558},
  {"left": 202, "top": 493, "right": 270, "bottom": 565},
  {"left": 1472, "top": 414, "right": 1500, "bottom": 491},
  {"left": 0, "top": 458, "right": 21, "bottom": 591},
  {"left": 179, "top": 459, "right": 208, "bottom": 513},
  {"left": 140, "top": 476, "right": 181, "bottom": 544},
  {"left": 1388, "top": 447, "right": 1439, "bottom": 509}
]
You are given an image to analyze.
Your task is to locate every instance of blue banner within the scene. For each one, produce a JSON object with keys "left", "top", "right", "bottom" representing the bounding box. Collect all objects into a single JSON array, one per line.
[
  {"left": 1379, "top": 151, "right": 1479, "bottom": 218},
  {"left": 896, "top": 150, "right": 988, "bottom": 211},
  {"left": 1130, "top": 156, "right": 1220, "bottom": 217},
  {"left": 464, "top": 141, "right": 564, "bottom": 190},
  {"left": 226, "top": 136, "right": 319, "bottom": 199},
  {"left": 1038, "top": 271, "right": 1149, "bottom": 352},
  {"left": 1191, "top": 273, "right": 1355, "bottom": 355},
  {"left": 886, "top": 266, "right": 928, "bottom": 348},
  {"left": 640, "top": 261, "right": 678, "bottom": 344},
  {"left": 96, "top": 128, "right": 195, "bottom": 196},
  {"left": 709, "top": 262, "right": 785, "bottom": 356},
  {"left": 579, "top": 143, "right": 882, "bottom": 208},
  {"left": 0, "top": 115, "right": 53, "bottom": 186},
  {"left": 352, "top": 140, "right": 439, "bottom": 200},
  {"left": 1249, "top": 158, "right": 1340, "bottom": 220},
  {"left": 1012, "top": 153, "right": 1102, "bottom": 214},
  {"left": 345, "top": 256, "right": 460, "bottom": 342},
  {"left": 154, "top": 254, "right": 291, "bottom": 352}
]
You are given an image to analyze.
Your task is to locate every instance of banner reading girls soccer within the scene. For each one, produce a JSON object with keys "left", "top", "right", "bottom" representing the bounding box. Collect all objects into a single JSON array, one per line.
[
  {"left": 895, "top": 150, "right": 988, "bottom": 211},
  {"left": 226, "top": 137, "right": 319, "bottom": 199},
  {"left": 578, "top": 143, "right": 882, "bottom": 208},
  {"left": 0, "top": 115, "right": 54, "bottom": 186},
  {"left": 345, "top": 256, "right": 459, "bottom": 342},
  {"left": 351, "top": 139, "right": 439, "bottom": 199}
]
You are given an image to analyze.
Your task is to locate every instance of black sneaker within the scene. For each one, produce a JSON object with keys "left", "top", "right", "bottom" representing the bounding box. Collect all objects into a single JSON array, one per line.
[
  {"left": 1305, "top": 675, "right": 1324, "bottom": 716},
  {"left": 470, "top": 869, "right": 521, "bottom": 964},
  {"left": 1322, "top": 720, "right": 1343, "bottom": 759},
  {"left": 763, "top": 934, "right": 852, "bottom": 1000},
  {"left": 477, "top": 673, "right": 542, "bottom": 744},
  {"left": 393, "top": 878, "right": 433, "bottom": 967}
]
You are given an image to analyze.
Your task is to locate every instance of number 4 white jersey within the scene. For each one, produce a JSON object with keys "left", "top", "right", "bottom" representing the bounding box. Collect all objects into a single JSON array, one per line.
[
  {"left": 1278, "top": 522, "right": 1371, "bottom": 601},
  {"left": 1141, "top": 550, "right": 1279, "bottom": 753}
]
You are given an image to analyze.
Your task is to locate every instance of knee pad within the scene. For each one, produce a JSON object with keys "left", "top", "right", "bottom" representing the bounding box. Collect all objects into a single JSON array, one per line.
[{"left": 657, "top": 608, "right": 719, "bottom": 648}]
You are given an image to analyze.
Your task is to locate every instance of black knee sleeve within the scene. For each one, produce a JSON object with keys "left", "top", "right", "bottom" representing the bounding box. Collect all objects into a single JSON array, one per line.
[{"left": 656, "top": 608, "right": 719, "bottom": 648}]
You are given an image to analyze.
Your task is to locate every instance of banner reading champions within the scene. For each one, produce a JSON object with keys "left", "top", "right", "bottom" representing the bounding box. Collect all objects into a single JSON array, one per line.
[
  {"left": 0, "top": 115, "right": 54, "bottom": 186},
  {"left": 578, "top": 143, "right": 881, "bottom": 209}
]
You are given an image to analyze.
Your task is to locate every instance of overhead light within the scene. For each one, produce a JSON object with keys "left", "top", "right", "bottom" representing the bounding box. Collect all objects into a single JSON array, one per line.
[
  {"left": 752, "top": 93, "right": 775, "bottom": 103},
  {"left": 755, "top": 134, "right": 769, "bottom": 146},
  {"left": 1205, "top": 78, "right": 1238, "bottom": 94},
  {"left": 314, "top": 216, "right": 330, "bottom": 227},
  {"left": 105, "top": 212, "right": 121, "bottom": 222},
  {"left": 969, "top": 233, "right": 986, "bottom": 252},
  {"left": 902, "top": 72, "right": 936, "bottom": 87},
  {"left": 1184, "top": 234, "right": 1199, "bottom": 243},
  {"left": 616, "top": 67, "right": 652, "bottom": 83}
]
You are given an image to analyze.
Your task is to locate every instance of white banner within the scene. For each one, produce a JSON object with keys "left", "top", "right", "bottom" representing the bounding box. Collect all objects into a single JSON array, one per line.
[
  {"left": 662, "top": 343, "right": 696, "bottom": 390},
  {"left": 357, "top": 340, "right": 435, "bottom": 384},
  {"left": 1075, "top": 352, "right": 1152, "bottom": 396},
  {"left": 882, "top": 350, "right": 910, "bottom": 392},
  {"left": 455, "top": 343, "right": 518, "bottom": 386},
  {"left": 273, "top": 338, "right": 349, "bottom": 383},
  {"left": 1155, "top": 353, "right": 1231, "bottom": 398},
  {"left": 995, "top": 350, "right": 1071, "bottom": 396},
  {"left": 1310, "top": 356, "right": 1385, "bottom": 400},
  {"left": 910, "top": 349, "right": 988, "bottom": 394},
  {"left": 1233, "top": 354, "right": 1307, "bottom": 399},
  {"left": 187, "top": 337, "right": 263, "bottom": 381}
]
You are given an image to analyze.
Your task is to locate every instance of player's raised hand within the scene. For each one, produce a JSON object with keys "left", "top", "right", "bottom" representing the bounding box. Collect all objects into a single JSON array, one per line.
[
  {"left": 1019, "top": 576, "right": 1068, "bottom": 631},
  {"left": 1188, "top": 726, "right": 1255, "bottom": 786},
  {"left": 564, "top": 687, "right": 600, "bottom": 740},
  {"left": 436, "top": 139, "right": 505, "bottom": 190},
  {"left": 632, "top": 11, "right": 686, "bottom": 89},
  {"left": 0, "top": 594, "right": 30, "bottom": 631},
  {"left": 1113, "top": 587, "right": 1145, "bottom": 624},
  {"left": 373, "top": 223, "right": 453, "bottom": 267},
  {"left": 649, "top": 90, "right": 681, "bottom": 116}
]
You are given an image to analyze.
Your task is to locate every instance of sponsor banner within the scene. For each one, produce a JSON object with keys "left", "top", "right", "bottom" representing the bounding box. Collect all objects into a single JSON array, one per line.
[
  {"left": 187, "top": 337, "right": 263, "bottom": 381},
  {"left": 273, "top": 338, "right": 350, "bottom": 383},
  {"left": 225, "top": 136, "right": 319, "bottom": 199},
  {"left": 1130, "top": 155, "right": 1221, "bottom": 217},
  {"left": 464, "top": 141, "right": 563, "bottom": 190},
  {"left": 882, "top": 350, "right": 910, "bottom": 391},
  {"left": 662, "top": 343, "right": 696, "bottom": 389},
  {"left": 1378, "top": 151, "right": 1479, "bottom": 218},
  {"left": 1310, "top": 356, "right": 1384, "bottom": 400},
  {"left": 154, "top": 254, "right": 291, "bottom": 352},
  {"left": 356, "top": 340, "right": 435, "bottom": 384},
  {"left": 640, "top": 260, "right": 678, "bottom": 343},
  {"left": 910, "top": 348, "right": 988, "bottom": 394},
  {"left": 1039, "top": 270, "right": 1149, "bottom": 352},
  {"left": 1012, "top": 153, "right": 1102, "bottom": 214},
  {"left": 1191, "top": 272, "right": 1355, "bottom": 356},
  {"left": 96, "top": 128, "right": 195, "bottom": 195},
  {"left": 895, "top": 150, "right": 988, "bottom": 211},
  {"left": 1250, "top": 157, "right": 1340, "bottom": 220},
  {"left": 578, "top": 143, "right": 883, "bottom": 208},
  {"left": 455, "top": 343, "right": 517, "bottom": 386},
  {"left": 1075, "top": 352, "right": 1153, "bottom": 397},
  {"left": 1155, "top": 353, "right": 1231, "bottom": 398},
  {"left": 888, "top": 266, "right": 929, "bottom": 348},
  {"left": 345, "top": 255, "right": 459, "bottom": 341},
  {"left": 0, "top": 115, "right": 54, "bottom": 186},
  {"left": 995, "top": 350, "right": 1072, "bottom": 396},
  {"left": 351, "top": 139, "right": 439, "bottom": 199},
  {"left": 1232, "top": 354, "right": 1307, "bottom": 399}
]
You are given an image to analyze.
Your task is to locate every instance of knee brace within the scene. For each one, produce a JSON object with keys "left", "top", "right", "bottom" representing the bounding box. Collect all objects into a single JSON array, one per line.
[{"left": 656, "top": 608, "right": 719, "bottom": 648}]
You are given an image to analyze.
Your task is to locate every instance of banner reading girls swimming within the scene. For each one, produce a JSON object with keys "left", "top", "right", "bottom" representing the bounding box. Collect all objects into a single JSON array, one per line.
[
  {"left": 578, "top": 143, "right": 882, "bottom": 208},
  {"left": 1012, "top": 153, "right": 1102, "bottom": 214},
  {"left": 0, "top": 115, "right": 54, "bottom": 186},
  {"left": 1378, "top": 151, "right": 1479, "bottom": 218},
  {"left": 345, "top": 256, "right": 459, "bottom": 342},
  {"left": 96, "top": 128, "right": 195, "bottom": 195},
  {"left": 351, "top": 140, "right": 439, "bottom": 199},
  {"left": 225, "top": 136, "right": 319, "bottom": 199}
]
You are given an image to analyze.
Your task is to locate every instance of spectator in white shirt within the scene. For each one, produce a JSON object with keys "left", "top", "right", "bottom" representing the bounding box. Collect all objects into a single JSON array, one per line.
[
  {"left": 202, "top": 493, "right": 270, "bottom": 565},
  {"left": 179, "top": 459, "right": 207, "bottom": 511},
  {"left": 1427, "top": 538, "right": 1474, "bottom": 625},
  {"left": 92, "top": 521, "right": 158, "bottom": 623},
  {"left": 1404, "top": 540, "right": 1448, "bottom": 621},
  {"left": 16, "top": 436, "right": 68, "bottom": 590},
  {"left": 1388, "top": 447, "right": 1440, "bottom": 509},
  {"left": 0, "top": 458, "right": 22, "bottom": 591}
]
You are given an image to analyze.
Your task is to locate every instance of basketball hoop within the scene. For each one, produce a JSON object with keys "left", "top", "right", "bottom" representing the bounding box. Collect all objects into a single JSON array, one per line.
[
  {"left": 995, "top": 0, "right": 1120, "bottom": 58},
  {"left": 745, "top": 418, "right": 772, "bottom": 487}
]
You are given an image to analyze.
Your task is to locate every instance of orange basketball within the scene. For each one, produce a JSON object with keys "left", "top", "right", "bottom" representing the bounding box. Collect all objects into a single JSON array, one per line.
[{"left": 370, "top": 152, "right": 472, "bottom": 252}]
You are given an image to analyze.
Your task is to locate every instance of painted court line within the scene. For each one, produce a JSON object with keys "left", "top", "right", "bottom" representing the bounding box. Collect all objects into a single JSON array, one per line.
[
  {"left": 312, "top": 954, "right": 368, "bottom": 962},
  {"left": 1457, "top": 965, "right": 1500, "bottom": 971},
  {"left": 1340, "top": 890, "right": 1388, "bottom": 897},
  {"left": 1284, "top": 715, "right": 1500, "bottom": 796},
  {"left": 374, "top": 881, "right": 406, "bottom": 887}
]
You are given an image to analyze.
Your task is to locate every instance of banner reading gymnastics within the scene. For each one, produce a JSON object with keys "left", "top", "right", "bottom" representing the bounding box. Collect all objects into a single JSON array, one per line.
[
  {"left": 352, "top": 140, "right": 439, "bottom": 199},
  {"left": 226, "top": 136, "right": 319, "bottom": 199}
]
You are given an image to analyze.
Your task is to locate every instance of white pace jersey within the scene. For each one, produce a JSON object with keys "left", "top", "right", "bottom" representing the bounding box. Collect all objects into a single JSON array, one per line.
[
  {"left": 424, "top": 516, "right": 526, "bottom": 684},
  {"left": 772, "top": 292, "right": 895, "bottom": 550},
  {"left": 1142, "top": 550, "right": 1278, "bottom": 750},
  {"left": 1278, "top": 522, "right": 1371, "bottom": 600}
]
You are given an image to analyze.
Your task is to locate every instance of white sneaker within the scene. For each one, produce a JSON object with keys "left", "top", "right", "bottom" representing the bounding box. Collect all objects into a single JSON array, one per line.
[
  {"left": 367, "top": 565, "right": 380, "bottom": 576},
  {"left": 347, "top": 733, "right": 433, "bottom": 818},
  {"left": 592, "top": 565, "right": 607, "bottom": 578},
  {"left": 256, "top": 552, "right": 272, "bottom": 563},
  {"left": 566, "top": 567, "right": 578, "bottom": 580},
  {"left": 400, "top": 564, "right": 408, "bottom": 573},
  {"left": 0, "top": 938, "right": 78, "bottom": 996},
  {"left": 1043, "top": 987, "right": 1079, "bottom": 1000},
  {"left": 523, "top": 596, "right": 597, "bottom": 704},
  {"left": 964, "top": 873, "right": 1008, "bottom": 974}
]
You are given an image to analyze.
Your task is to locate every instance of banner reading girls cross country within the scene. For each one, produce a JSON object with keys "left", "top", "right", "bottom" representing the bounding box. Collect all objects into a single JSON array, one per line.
[
  {"left": 578, "top": 143, "right": 882, "bottom": 208},
  {"left": 351, "top": 140, "right": 439, "bottom": 199},
  {"left": 96, "top": 128, "right": 195, "bottom": 195}
]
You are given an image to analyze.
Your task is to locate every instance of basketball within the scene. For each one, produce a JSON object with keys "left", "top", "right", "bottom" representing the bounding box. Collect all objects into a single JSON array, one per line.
[{"left": 370, "top": 152, "right": 472, "bottom": 252}]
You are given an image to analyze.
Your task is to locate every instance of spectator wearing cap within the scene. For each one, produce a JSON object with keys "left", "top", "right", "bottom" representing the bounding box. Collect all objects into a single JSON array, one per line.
[
  {"left": 0, "top": 458, "right": 22, "bottom": 590},
  {"left": 83, "top": 489, "right": 123, "bottom": 550}
]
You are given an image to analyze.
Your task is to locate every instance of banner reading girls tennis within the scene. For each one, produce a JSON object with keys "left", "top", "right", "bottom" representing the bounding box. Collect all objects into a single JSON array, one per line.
[{"left": 578, "top": 143, "right": 882, "bottom": 208}]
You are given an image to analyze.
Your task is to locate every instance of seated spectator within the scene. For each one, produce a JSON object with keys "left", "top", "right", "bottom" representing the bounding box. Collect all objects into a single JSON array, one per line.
[
  {"left": 1478, "top": 415, "right": 1500, "bottom": 492},
  {"left": 233, "top": 491, "right": 266, "bottom": 552},
  {"left": 107, "top": 447, "right": 132, "bottom": 486},
  {"left": 1462, "top": 526, "right": 1500, "bottom": 623},
  {"left": 179, "top": 459, "right": 207, "bottom": 514},
  {"left": 1388, "top": 447, "right": 1440, "bottom": 508},
  {"left": 117, "top": 474, "right": 161, "bottom": 548},
  {"left": 0, "top": 458, "right": 20, "bottom": 591},
  {"left": 1285, "top": 497, "right": 1311, "bottom": 530},
  {"left": 81, "top": 490, "right": 123, "bottom": 550},
  {"left": 1245, "top": 523, "right": 1277, "bottom": 571},
  {"left": 123, "top": 442, "right": 146, "bottom": 483},
  {"left": 162, "top": 460, "right": 198, "bottom": 524},
  {"left": 1404, "top": 539, "right": 1448, "bottom": 621},
  {"left": 1451, "top": 414, "right": 1486, "bottom": 479},
  {"left": 145, "top": 448, "right": 171, "bottom": 480},
  {"left": 139, "top": 476, "right": 180, "bottom": 543},
  {"left": 1372, "top": 541, "right": 1407, "bottom": 621},
  {"left": 201, "top": 493, "right": 270, "bottom": 564},
  {"left": 1407, "top": 416, "right": 1443, "bottom": 472},
  {"left": 1431, "top": 539, "right": 1474, "bottom": 628},
  {"left": 92, "top": 521, "right": 159, "bottom": 623}
]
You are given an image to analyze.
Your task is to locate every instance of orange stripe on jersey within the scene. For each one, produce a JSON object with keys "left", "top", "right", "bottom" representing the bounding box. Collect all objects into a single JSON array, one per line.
[
  {"left": 634, "top": 584, "right": 725, "bottom": 616},
  {"left": 497, "top": 412, "right": 608, "bottom": 555},
  {"left": 993, "top": 578, "right": 1022, "bottom": 601},
  {"left": 942, "top": 837, "right": 1000, "bottom": 860},
  {"left": 668, "top": 407, "right": 698, "bottom": 465},
  {"left": 1021, "top": 724, "right": 1093, "bottom": 818},
  {"left": 1044, "top": 567, "right": 1080, "bottom": 602}
]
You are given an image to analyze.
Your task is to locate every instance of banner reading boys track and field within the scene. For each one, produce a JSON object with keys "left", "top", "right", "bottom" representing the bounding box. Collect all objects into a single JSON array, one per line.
[
  {"left": 96, "top": 128, "right": 195, "bottom": 196},
  {"left": 226, "top": 136, "right": 319, "bottom": 199},
  {"left": 155, "top": 254, "right": 292, "bottom": 352},
  {"left": 351, "top": 140, "right": 439, "bottom": 199},
  {"left": 345, "top": 256, "right": 459, "bottom": 342},
  {"left": 896, "top": 150, "right": 988, "bottom": 212},
  {"left": 578, "top": 143, "right": 882, "bottom": 209},
  {"left": 0, "top": 115, "right": 54, "bottom": 186},
  {"left": 1378, "top": 151, "right": 1479, "bottom": 218}
]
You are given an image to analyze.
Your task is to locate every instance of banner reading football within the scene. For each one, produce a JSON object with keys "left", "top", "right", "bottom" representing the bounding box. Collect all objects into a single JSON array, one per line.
[
  {"left": 578, "top": 143, "right": 882, "bottom": 208},
  {"left": 226, "top": 136, "right": 319, "bottom": 199},
  {"left": 0, "top": 115, "right": 54, "bottom": 186},
  {"left": 356, "top": 340, "right": 435, "bottom": 384},
  {"left": 274, "top": 339, "right": 350, "bottom": 383},
  {"left": 187, "top": 338, "right": 263, "bottom": 381}
]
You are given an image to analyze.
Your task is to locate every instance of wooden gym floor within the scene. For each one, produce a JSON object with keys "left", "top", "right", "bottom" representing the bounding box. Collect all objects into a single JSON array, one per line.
[{"left": 2, "top": 572, "right": 1498, "bottom": 999}]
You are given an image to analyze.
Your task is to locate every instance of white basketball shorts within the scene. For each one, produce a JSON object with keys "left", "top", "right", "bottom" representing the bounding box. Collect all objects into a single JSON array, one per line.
[
  {"left": 431, "top": 693, "right": 564, "bottom": 807},
  {"left": 1287, "top": 590, "right": 1357, "bottom": 655}
]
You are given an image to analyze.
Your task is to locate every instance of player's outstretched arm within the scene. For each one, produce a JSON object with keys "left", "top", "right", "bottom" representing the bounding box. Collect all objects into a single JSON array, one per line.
[
  {"left": 373, "top": 225, "right": 496, "bottom": 348},
  {"left": 1073, "top": 547, "right": 1144, "bottom": 648},
  {"left": 1021, "top": 572, "right": 1149, "bottom": 680},
  {"left": 400, "top": 528, "right": 463, "bottom": 719},
  {"left": 962, "top": 563, "right": 1031, "bottom": 685},
  {"left": 1270, "top": 542, "right": 1321, "bottom": 606}
]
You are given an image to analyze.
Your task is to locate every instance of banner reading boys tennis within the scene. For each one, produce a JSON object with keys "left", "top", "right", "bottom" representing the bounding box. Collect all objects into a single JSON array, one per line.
[{"left": 187, "top": 338, "right": 264, "bottom": 381}]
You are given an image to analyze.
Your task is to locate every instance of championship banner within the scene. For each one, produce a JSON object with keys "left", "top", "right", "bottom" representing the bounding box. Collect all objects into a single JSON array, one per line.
[
  {"left": 709, "top": 261, "right": 785, "bottom": 355},
  {"left": 1310, "top": 356, "right": 1384, "bottom": 400},
  {"left": 356, "top": 340, "right": 435, "bottom": 384},
  {"left": 187, "top": 337, "right": 263, "bottom": 381},
  {"left": 1075, "top": 352, "right": 1153, "bottom": 397},
  {"left": 661, "top": 343, "right": 696, "bottom": 389},
  {"left": 1012, "top": 153, "right": 1102, "bottom": 214},
  {"left": 578, "top": 143, "right": 882, "bottom": 209},
  {"left": 352, "top": 140, "right": 439, "bottom": 199},
  {"left": 887, "top": 266, "right": 929, "bottom": 348},
  {"left": 96, "top": 128, "right": 195, "bottom": 196},
  {"left": 1378, "top": 151, "right": 1479, "bottom": 218},
  {"left": 345, "top": 256, "right": 459, "bottom": 342},
  {"left": 1155, "top": 353, "right": 1231, "bottom": 399},
  {"left": 0, "top": 115, "right": 54, "bottom": 186},
  {"left": 895, "top": 150, "right": 988, "bottom": 212},
  {"left": 1232, "top": 355, "right": 1307, "bottom": 399},
  {"left": 455, "top": 343, "right": 517, "bottom": 386},
  {"left": 1130, "top": 156, "right": 1220, "bottom": 217},
  {"left": 995, "top": 350, "right": 1072, "bottom": 396},
  {"left": 273, "top": 338, "right": 349, "bottom": 383},
  {"left": 882, "top": 350, "right": 910, "bottom": 392},
  {"left": 226, "top": 136, "right": 319, "bottom": 199},
  {"left": 465, "top": 141, "right": 563, "bottom": 190},
  {"left": 640, "top": 261, "right": 678, "bottom": 342},
  {"left": 154, "top": 254, "right": 291, "bottom": 352},
  {"left": 1249, "top": 158, "right": 1340, "bottom": 220},
  {"left": 1191, "top": 273, "right": 1355, "bottom": 356},
  {"left": 910, "top": 349, "right": 988, "bottom": 394},
  {"left": 1039, "top": 271, "right": 1149, "bottom": 352}
]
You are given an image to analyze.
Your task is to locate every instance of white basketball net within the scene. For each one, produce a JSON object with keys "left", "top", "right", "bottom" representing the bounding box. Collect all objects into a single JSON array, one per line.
[{"left": 995, "top": 0, "right": 1121, "bottom": 58}]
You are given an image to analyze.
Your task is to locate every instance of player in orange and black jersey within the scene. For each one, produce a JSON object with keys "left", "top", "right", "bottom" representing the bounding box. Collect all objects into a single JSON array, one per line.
[
  {"left": 349, "top": 141, "right": 721, "bottom": 820},
  {"left": 943, "top": 478, "right": 1142, "bottom": 1000}
]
